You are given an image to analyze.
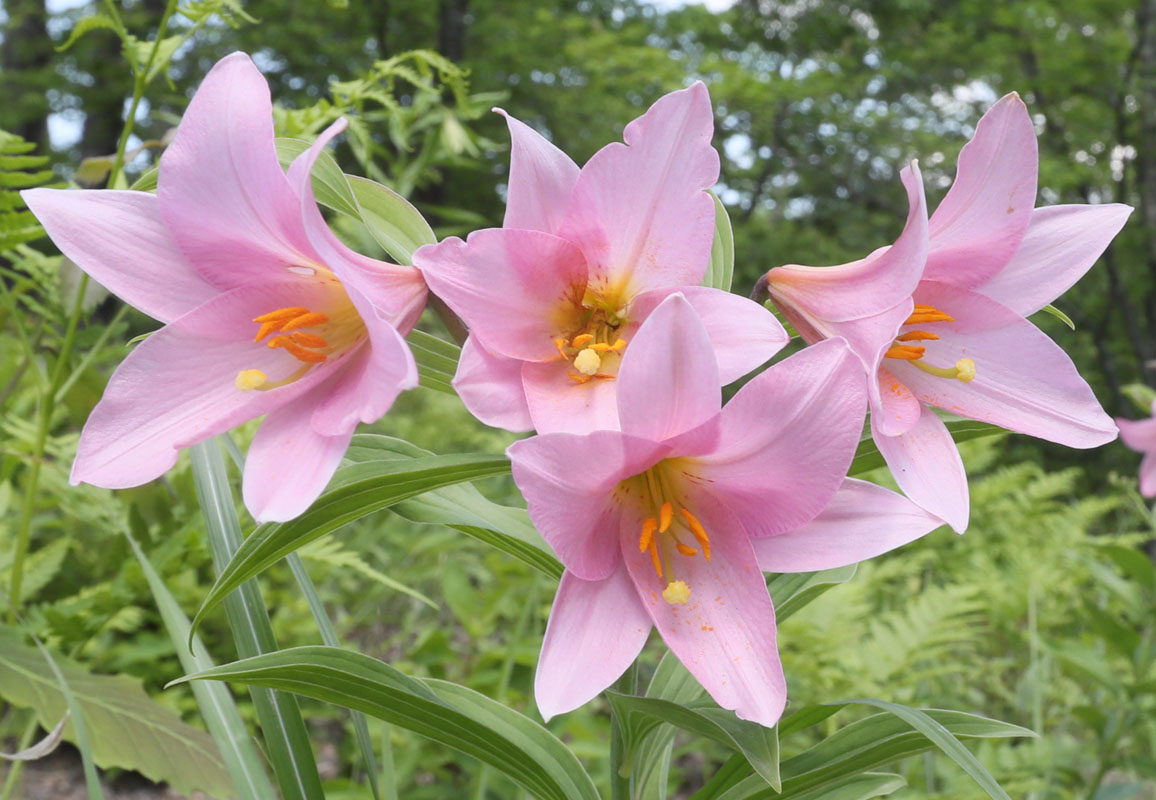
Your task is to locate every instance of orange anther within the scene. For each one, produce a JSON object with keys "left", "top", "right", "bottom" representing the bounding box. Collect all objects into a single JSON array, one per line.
[
  {"left": 268, "top": 335, "right": 328, "bottom": 363},
  {"left": 676, "top": 543, "right": 699, "bottom": 557},
  {"left": 680, "top": 508, "right": 711, "bottom": 561},
  {"left": 589, "top": 342, "right": 613, "bottom": 352},
  {"left": 648, "top": 537, "right": 663, "bottom": 579},
  {"left": 885, "top": 344, "right": 926, "bottom": 360},
  {"left": 659, "top": 502, "right": 674, "bottom": 533},
  {"left": 897, "top": 330, "right": 940, "bottom": 342},
  {"left": 290, "top": 331, "right": 328, "bottom": 349},
  {"left": 254, "top": 320, "right": 282, "bottom": 342},
  {"left": 609, "top": 338, "right": 627, "bottom": 352},
  {"left": 567, "top": 371, "right": 592, "bottom": 384},
  {"left": 253, "top": 306, "right": 308, "bottom": 324},
  {"left": 554, "top": 337, "right": 571, "bottom": 360},
  {"left": 904, "top": 311, "right": 955, "bottom": 325},
  {"left": 571, "top": 333, "right": 595, "bottom": 348},
  {"left": 639, "top": 518, "right": 658, "bottom": 552},
  {"left": 281, "top": 311, "right": 330, "bottom": 331}
]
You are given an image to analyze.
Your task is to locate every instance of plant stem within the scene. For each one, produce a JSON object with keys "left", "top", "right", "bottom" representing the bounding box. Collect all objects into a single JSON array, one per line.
[{"left": 609, "top": 661, "right": 639, "bottom": 800}]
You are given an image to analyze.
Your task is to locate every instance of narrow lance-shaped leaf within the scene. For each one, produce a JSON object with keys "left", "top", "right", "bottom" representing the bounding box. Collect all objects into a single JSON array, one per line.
[
  {"left": 190, "top": 451, "right": 512, "bottom": 640},
  {"left": 172, "top": 646, "right": 601, "bottom": 800}
]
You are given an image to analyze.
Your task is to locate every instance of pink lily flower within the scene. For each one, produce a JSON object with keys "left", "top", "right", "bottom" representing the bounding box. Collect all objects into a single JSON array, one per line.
[
  {"left": 1117, "top": 400, "right": 1156, "bottom": 498},
  {"left": 413, "top": 83, "right": 787, "bottom": 434},
  {"left": 766, "top": 93, "right": 1129, "bottom": 532},
  {"left": 22, "top": 53, "right": 426, "bottom": 522},
  {"left": 509, "top": 294, "right": 943, "bottom": 726}
]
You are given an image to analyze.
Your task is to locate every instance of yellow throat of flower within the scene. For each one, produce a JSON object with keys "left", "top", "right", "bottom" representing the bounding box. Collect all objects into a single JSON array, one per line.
[
  {"left": 234, "top": 300, "right": 364, "bottom": 392},
  {"left": 627, "top": 464, "right": 712, "bottom": 606},
  {"left": 552, "top": 297, "right": 630, "bottom": 384}
]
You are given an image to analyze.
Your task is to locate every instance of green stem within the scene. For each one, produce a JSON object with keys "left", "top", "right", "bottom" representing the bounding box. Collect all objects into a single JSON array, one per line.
[
  {"left": 9, "top": 273, "right": 89, "bottom": 609},
  {"left": 609, "top": 661, "right": 639, "bottom": 800}
]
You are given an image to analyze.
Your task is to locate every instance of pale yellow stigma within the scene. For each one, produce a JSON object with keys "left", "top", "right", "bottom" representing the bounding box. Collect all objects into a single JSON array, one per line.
[
  {"left": 662, "top": 580, "right": 691, "bottom": 605},
  {"left": 911, "top": 357, "right": 977, "bottom": 383},
  {"left": 234, "top": 369, "right": 267, "bottom": 392},
  {"left": 573, "top": 348, "right": 601, "bottom": 376}
]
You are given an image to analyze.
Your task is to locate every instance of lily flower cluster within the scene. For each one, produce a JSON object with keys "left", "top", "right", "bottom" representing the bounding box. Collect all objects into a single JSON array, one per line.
[{"left": 25, "top": 53, "right": 1129, "bottom": 729}]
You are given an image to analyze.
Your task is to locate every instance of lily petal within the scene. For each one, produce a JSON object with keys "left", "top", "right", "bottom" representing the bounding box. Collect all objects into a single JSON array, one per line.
[
  {"left": 71, "top": 279, "right": 337, "bottom": 489},
  {"left": 617, "top": 293, "right": 721, "bottom": 443},
  {"left": 1141, "top": 452, "right": 1156, "bottom": 498},
  {"left": 977, "top": 203, "right": 1133, "bottom": 316},
  {"left": 21, "top": 188, "right": 217, "bottom": 324},
  {"left": 925, "top": 93, "right": 1037, "bottom": 287},
  {"left": 508, "top": 430, "right": 668, "bottom": 580},
  {"left": 767, "top": 162, "right": 928, "bottom": 324},
  {"left": 522, "top": 360, "right": 622, "bottom": 434},
  {"left": 496, "top": 108, "right": 580, "bottom": 235},
  {"left": 871, "top": 404, "right": 970, "bottom": 533},
  {"left": 627, "top": 286, "right": 789, "bottom": 384},
  {"left": 890, "top": 281, "right": 1117, "bottom": 448},
  {"left": 1118, "top": 409, "right": 1156, "bottom": 453},
  {"left": 243, "top": 384, "right": 353, "bottom": 522},
  {"left": 158, "top": 52, "right": 312, "bottom": 289},
  {"left": 534, "top": 565, "right": 651, "bottom": 720},
  {"left": 452, "top": 335, "right": 534, "bottom": 432},
  {"left": 311, "top": 324, "right": 416, "bottom": 436},
  {"left": 753, "top": 478, "right": 944, "bottom": 572},
  {"left": 289, "top": 118, "right": 428, "bottom": 333},
  {"left": 620, "top": 495, "right": 786, "bottom": 728},
  {"left": 560, "top": 82, "right": 720, "bottom": 294},
  {"left": 874, "top": 366, "right": 923, "bottom": 437},
  {"left": 696, "top": 338, "right": 866, "bottom": 537},
  {"left": 414, "top": 228, "right": 588, "bottom": 361}
]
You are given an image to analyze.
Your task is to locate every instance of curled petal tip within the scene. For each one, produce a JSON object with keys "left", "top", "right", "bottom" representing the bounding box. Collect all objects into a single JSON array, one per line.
[{"left": 749, "top": 272, "right": 771, "bottom": 303}]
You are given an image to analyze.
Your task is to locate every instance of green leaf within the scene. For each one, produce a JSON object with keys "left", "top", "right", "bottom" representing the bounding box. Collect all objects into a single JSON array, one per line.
[
  {"left": 407, "top": 328, "right": 460, "bottom": 394},
  {"left": 348, "top": 175, "right": 437, "bottom": 264},
  {"left": 1121, "top": 383, "right": 1156, "bottom": 415},
  {"left": 605, "top": 693, "right": 780, "bottom": 790},
  {"left": 127, "top": 534, "right": 275, "bottom": 800},
  {"left": 0, "top": 626, "right": 231, "bottom": 798},
  {"left": 850, "top": 418, "right": 1004, "bottom": 476},
  {"left": 719, "top": 705, "right": 1029, "bottom": 800},
  {"left": 703, "top": 191, "right": 734, "bottom": 292},
  {"left": 808, "top": 701, "right": 1029, "bottom": 800},
  {"left": 768, "top": 564, "right": 858, "bottom": 623},
  {"left": 717, "top": 771, "right": 906, "bottom": 800},
  {"left": 129, "top": 166, "right": 159, "bottom": 193},
  {"left": 56, "top": 13, "right": 122, "bottom": 52},
  {"left": 191, "top": 450, "right": 511, "bottom": 638},
  {"left": 1038, "top": 303, "right": 1076, "bottom": 330},
  {"left": 286, "top": 554, "right": 384, "bottom": 800},
  {"left": 189, "top": 441, "right": 324, "bottom": 800},
  {"left": 173, "top": 646, "right": 600, "bottom": 800},
  {"left": 274, "top": 138, "right": 361, "bottom": 219},
  {"left": 344, "top": 435, "right": 563, "bottom": 578}
]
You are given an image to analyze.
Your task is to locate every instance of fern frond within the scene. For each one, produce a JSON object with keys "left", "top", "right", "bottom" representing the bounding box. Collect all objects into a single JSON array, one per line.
[{"left": 0, "top": 129, "right": 55, "bottom": 250}]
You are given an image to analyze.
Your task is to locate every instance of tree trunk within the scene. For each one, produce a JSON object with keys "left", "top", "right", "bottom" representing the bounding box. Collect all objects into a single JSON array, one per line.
[{"left": 1, "top": 0, "right": 52, "bottom": 148}]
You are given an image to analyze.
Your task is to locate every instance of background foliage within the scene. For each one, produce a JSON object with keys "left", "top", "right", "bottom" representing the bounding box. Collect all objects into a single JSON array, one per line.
[{"left": 1, "top": 0, "right": 1155, "bottom": 798}]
